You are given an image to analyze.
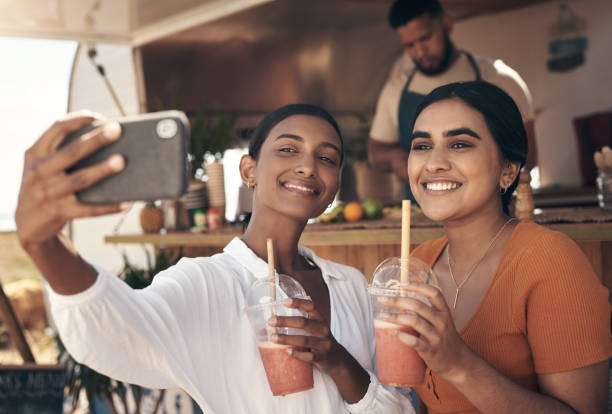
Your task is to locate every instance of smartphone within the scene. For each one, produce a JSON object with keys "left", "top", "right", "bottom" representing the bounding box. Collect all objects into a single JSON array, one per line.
[{"left": 61, "top": 110, "right": 190, "bottom": 204}]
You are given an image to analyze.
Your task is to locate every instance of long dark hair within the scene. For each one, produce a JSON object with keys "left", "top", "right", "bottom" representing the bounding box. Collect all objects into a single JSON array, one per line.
[
  {"left": 412, "top": 81, "right": 528, "bottom": 214},
  {"left": 248, "top": 103, "right": 344, "bottom": 165}
]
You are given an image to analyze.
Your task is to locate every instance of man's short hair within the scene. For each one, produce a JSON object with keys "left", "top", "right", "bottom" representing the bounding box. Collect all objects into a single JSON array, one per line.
[{"left": 388, "top": 0, "right": 445, "bottom": 29}]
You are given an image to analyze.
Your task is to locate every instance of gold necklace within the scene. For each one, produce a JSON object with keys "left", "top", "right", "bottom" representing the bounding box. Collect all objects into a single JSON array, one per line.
[{"left": 446, "top": 218, "right": 515, "bottom": 310}]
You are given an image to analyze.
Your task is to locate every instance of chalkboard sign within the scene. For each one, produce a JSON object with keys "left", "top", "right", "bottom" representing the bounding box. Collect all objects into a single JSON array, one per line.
[{"left": 0, "top": 364, "right": 66, "bottom": 414}]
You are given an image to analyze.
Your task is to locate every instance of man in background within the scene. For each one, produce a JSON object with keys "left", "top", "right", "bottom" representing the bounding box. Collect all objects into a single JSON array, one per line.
[{"left": 369, "top": 0, "right": 537, "bottom": 200}]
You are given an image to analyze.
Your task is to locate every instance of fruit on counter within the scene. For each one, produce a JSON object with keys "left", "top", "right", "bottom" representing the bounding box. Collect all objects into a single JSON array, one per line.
[
  {"left": 343, "top": 202, "right": 364, "bottom": 222},
  {"left": 382, "top": 203, "right": 422, "bottom": 219},
  {"left": 362, "top": 198, "right": 383, "bottom": 220},
  {"left": 318, "top": 204, "right": 345, "bottom": 223},
  {"left": 140, "top": 202, "right": 164, "bottom": 233}
]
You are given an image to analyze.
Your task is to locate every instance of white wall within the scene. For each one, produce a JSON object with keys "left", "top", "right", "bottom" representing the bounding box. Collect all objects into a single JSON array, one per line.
[
  {"left": 68, "top": 43, "right": 152, "bottom": 273},
  {"left": 453, "top": 0, "right": 612, "bottom": 187}
]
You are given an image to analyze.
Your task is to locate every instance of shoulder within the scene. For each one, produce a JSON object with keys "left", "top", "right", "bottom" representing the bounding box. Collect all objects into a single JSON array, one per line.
[
  {"left": 510, "top": 221, "right": 583, "bottom": 261},
  {"left": 378, "top": 53, "right": 412, "bottom": 97},
  {"left": 507, "top": 221, "right": 600, "bottom": 287},
  {"left": 152, "top": 252, "right": 245, "bottom": 293}
]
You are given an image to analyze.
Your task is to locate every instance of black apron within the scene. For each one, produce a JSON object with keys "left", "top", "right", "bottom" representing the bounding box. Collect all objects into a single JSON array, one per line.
[{"left": 398, "top": 51, "right": 482, "bottom": 201}]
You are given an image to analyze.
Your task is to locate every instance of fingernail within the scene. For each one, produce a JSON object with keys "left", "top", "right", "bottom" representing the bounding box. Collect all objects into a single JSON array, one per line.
[
  {"left": 380, "top": 312, "right": 391, "bottom": 319},
  {"left": 119, "top": 202, "right": 132, "bottom": 210},
  {"left": 378, "top": 297, "right": 389, "bottom": 304},
  {"left": 283, "top": 298, "right": 293, "bottom": 306},
  {"left": 103, "top": 122, "right": 121, "bottom": 138},
  {"left": 268, "top": 316, "right": 277, "bottom": 325},
  {"left": 286, "top": 348, "right": 293, "bottom": 355},
  {"left": 270, "top": 334, "right": 279, "bottom": 342},
  {"left": 108, "top": 154, "right": 125, "bottom": 170}
]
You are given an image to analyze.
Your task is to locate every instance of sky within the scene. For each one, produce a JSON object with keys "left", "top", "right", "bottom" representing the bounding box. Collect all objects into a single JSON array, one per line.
[{"left": 0, "top": 37, "right": 77, "bottom": 231}]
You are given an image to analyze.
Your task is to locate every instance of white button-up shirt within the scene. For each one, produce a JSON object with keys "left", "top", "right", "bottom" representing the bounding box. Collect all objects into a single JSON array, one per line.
[{"left": 47, "top": 238, "right": 414, "bottom": 414}]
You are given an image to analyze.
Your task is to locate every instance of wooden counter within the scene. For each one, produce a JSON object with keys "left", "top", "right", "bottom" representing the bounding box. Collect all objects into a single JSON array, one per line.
[{"left": 106, "top": 207, "right": 612, "bottom": 296}]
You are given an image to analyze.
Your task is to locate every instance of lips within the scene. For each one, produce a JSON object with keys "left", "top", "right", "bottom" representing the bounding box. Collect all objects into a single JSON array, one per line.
[{"left": 281, "top": 181, "right": 321, "bottom": 196}]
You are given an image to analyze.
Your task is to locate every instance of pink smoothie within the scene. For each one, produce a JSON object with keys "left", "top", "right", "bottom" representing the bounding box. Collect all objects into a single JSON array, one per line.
[
  {"left": 374, "top": 320, "right": 425, "bottom": 387},
  {"left": 258, "top": 341, "right": 314, "bottom": 396}
]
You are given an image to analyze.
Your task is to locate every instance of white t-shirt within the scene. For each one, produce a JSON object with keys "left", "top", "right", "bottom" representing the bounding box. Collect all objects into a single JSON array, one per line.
[
  {"left": 46, "top": 237, "right": 414, "bottom": 414},
  {"left": 370, "top": 52, "right": 534, "bottom": 144}
]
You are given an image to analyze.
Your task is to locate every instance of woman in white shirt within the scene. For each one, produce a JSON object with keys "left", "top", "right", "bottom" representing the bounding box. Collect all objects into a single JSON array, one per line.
[{"left": 15, "top": 104, "right": 414, "bottom": 413}]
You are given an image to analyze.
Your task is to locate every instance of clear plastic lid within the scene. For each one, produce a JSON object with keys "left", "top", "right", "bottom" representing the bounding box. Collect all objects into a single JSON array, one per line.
[
  {"left": 245, "top": 274, "right": 309, "bottom": 308},
  {"left": 244, "top": 275, "right": 310, "bottom": 340},
  {"left": 368, "top": 257, "right": 436, "bottom": 297}
]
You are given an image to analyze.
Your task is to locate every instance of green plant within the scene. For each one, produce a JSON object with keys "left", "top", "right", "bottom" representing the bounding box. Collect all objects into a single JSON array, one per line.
[
  {"left": 190, "top": 107, "right": 239, "bottom": 176},
  {"left": 346, "top": 116, "right": 370, "bottom": 163},
  {"left": 58, "top": 249, "right": 181, "bottom": 414}
]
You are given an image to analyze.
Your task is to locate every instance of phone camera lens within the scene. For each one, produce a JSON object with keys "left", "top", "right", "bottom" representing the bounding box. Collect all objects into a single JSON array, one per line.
[{"left": 156, "top": 119, "right": 178, "bottom": 139}]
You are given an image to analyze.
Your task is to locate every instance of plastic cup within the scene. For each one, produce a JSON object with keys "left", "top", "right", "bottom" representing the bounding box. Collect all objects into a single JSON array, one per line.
[
  {"left": 244, "top": 275, "right": 314, "bottom": 396},
  {"left": 368, "top": 257, "right": 435, "bottom": 387}
]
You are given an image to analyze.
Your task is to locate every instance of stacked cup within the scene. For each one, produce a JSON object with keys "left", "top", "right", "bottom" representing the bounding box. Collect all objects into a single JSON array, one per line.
[
  {"left": 181, "top": 181, "right": 208, "bottom": 228},
  {"left": 205, "top": 161, "right": 226, "bottom": 216},
  {"left": 244, "top": 275, "right": 314, "bottom": 396}
]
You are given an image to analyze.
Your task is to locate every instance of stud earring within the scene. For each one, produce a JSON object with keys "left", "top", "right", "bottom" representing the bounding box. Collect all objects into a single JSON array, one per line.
[{"left": 500, "top": 186, "right": 508, "bottom": 195}]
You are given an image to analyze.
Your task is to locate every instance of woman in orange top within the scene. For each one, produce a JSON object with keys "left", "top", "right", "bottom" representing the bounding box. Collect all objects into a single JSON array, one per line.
[{"left": 380, "top": 81, "right": 610, "bottom": 413}]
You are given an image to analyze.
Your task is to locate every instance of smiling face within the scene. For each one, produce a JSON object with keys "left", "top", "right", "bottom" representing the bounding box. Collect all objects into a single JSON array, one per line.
[
  {"left": 244, "top": 114, "right": 342, "bottom": 221},
  {"left": 408, "top": 98, "right": 512, "bottom": 223}
]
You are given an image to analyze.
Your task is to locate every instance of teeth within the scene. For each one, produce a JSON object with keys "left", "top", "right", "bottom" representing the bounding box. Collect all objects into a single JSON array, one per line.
[
  {"left": 284, "top": 183, "right": 315, "bottom": 193},
  {"left": 426, "top": 182, "right": 459, "bottom": 191}
]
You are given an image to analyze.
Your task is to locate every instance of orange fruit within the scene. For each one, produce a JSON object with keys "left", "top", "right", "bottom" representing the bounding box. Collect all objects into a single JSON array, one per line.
[{"left": 343, "top": 201, "right": 364, "bottom": 222}]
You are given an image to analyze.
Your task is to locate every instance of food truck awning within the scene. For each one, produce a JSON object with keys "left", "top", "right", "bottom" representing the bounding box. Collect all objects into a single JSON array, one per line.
[
  {"left": 0, "top": 0, "right": 553, "bottom": 46},
  {"left": 0, "top": 0, "right": 275, "bottom": 46}
]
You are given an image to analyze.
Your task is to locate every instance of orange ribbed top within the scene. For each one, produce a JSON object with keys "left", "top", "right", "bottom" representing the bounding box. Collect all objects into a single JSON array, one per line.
[{"left": 411, "top": 221, "right": 611, "bottom": 414}]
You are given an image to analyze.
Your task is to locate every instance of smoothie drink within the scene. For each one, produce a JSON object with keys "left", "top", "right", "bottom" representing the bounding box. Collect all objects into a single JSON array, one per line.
[
  {"left": 374, "top": 319, "right": 425, "bottom": 387},
  {"left": 258, "top": 341, "right": 314, "bottom": 396}
]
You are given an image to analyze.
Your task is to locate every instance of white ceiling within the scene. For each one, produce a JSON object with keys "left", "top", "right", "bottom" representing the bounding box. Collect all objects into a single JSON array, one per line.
[
  {"left": 0, "top": 0, "right": 554, "bottom": 46},
  {"left": 0, "top": 0, "right": 275, "bottom": 45}
]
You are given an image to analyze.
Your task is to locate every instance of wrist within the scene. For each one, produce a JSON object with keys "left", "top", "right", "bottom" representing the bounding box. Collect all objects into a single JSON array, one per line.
[
  {"left": 20, "top": 234, "right": 60, "bottom": 256},
  {"left": 439, "top": 344, "right": 476, "bottom": 386},
  {"left": 324, "top": 345, "right": 370, "bottom": 404}
]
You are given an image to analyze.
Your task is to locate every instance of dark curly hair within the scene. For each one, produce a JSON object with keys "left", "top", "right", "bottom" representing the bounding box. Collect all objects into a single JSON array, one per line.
[{"left": 388, "top": 0, "right": 444, "bottom": 29}]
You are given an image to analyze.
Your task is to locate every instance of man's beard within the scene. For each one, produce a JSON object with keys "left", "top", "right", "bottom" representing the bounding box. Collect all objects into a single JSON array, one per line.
[{"left": 415, "top": 31, "right": 455, "bottom": 76}]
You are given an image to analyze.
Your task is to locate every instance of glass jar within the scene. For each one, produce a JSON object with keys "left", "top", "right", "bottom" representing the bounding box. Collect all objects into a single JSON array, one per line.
[{"left": 596, "top": 170, "right": 612, "bottom": 211}]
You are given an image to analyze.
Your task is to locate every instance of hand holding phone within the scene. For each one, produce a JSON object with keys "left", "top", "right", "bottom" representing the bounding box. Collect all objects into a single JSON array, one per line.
[
  {"left": 16, "top": 112, "right": 128, "bottom": 248},
  {"left": 61, "top": 110, "right": 190, "bottom": 204}
]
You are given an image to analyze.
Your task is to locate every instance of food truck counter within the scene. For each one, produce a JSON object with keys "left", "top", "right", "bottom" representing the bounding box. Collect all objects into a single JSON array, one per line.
[{"left": 106, "top": 207, "right": 612, "bottom": 299}]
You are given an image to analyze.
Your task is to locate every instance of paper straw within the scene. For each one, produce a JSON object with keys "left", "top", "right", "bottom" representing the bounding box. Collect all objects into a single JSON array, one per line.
[
  {"left": 400, "top": 200, "right": 411, "bottom": 284},
  {"left": 267, "top": 238, "right": 276, "bottom": 303}
]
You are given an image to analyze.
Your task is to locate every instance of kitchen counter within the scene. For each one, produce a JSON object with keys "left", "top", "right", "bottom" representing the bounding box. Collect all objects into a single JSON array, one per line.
[{"left": 105, "top": 207, "right": 612, "bottom": 297}]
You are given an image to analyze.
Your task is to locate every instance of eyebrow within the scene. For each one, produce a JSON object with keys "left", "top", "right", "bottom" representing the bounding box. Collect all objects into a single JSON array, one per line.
[
  {"left": 275, "top": 133, "right": 342, "bottom": 156},
  {"left": 410, "top": 128, "right": 481, "bottom": 140},
  {"left": 444, "top": 128, "right": 481, "bottom": 139},
  {"left": 410, "top": 130, "right": 430, "bottom": 140}
]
